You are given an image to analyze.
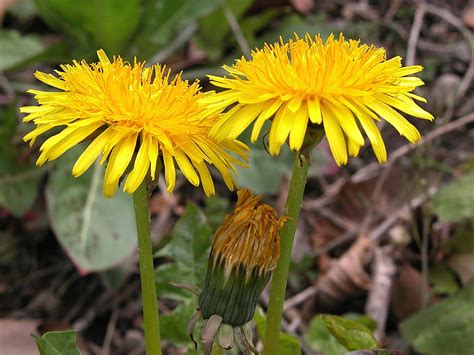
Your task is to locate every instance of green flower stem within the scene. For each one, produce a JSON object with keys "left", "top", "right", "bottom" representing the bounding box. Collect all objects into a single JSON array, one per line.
[
  {"left": 263, "top": 152, "right": 310, "bottom": 354},
  {"left": 133, "top": 181, "right": 161, "bottom": 355}
]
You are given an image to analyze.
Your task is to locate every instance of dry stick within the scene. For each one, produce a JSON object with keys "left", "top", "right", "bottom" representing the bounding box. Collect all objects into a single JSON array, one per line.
[
  {"left": 346, "top": 1, "right": 473, "bottom": 104},
  {"left": 352, "top": 112, "right": 474, "bottom": 183},
  {"left": 424, "top": 4, "right": 474, "bottom": 101},
  {"left": 365, "top": 246, "right": 396, "bottom": 342},
  {"left": 221, "top": 1, "right": 251, "bottom": 58},
  {"left": 306, "top": 110, "right": 473, "bottom": 256},
  {"left": 282, "top": 186, "right": 438, "bottom": 315},
  {"left": 318, "top": 206, "right": 358, "bottom": 231},
  {"left": 283, "top": 286, "right": 317, "bottom": 311},
  {"left": 283, "top": 116, "right": 474, "bottom": 318},
  {"left": 369, "top": 185, "right": 438, "bottom": 242},
  {"left": 406, "top": 3, "right": 426, "bottom": 67},
  {"left": 102, "top": 298, "right": 120, "bottom": 355}
]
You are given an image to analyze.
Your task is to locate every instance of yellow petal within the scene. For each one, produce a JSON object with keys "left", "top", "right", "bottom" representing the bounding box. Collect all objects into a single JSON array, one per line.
[
  {"left": 124, "top": 134, "right": 151, "bottom": 193},
  {"left": 287, "top": 95, "right": 303, "bottom": 113},
  {"left": 321, "top": 101, "right": 347, "bottom": 165},
  {"left": 348, "top": 139, "right": 361, "bottom": 157},
  {"left": 269, "top": 102, "right": 293, "bottom": 155},
  {"left": 357, "top": 111, "right": 387, "bottom": 163},
  {"left": 376, "top": 93, "right": 433, "bottom": 120},
  {"left": 103, "top": 133, "right": 137, "bottom": 191},
  {"left": 396, "top": 65, "right": 423, "bottom": 77},
  {"left": 162, "top": 150, "right": 176, "bottom": 193},
  {"left": 100, "top": 129, "right": 129, "bottom": 165},
  {"left": 348, "top": 100, "right": 387, "bottom": 163},
  {"left": 326, "top": 99, "right": 364, "bottom": 147},
  {"left": 37, "top": 123, "right": 101, "bottom": 165},
  {"left": 34, "top": 71, "right": 66, "bottom": 90},
  {"left": 195, "top": 161, "right": 215, "bottom": 196},
  {"left": 73, "top": 128, "right": 114, "bottom": 176},
  {"left": 251, "top": 100, "right": 283, "bottom": 142},
  {"left": 174, "top": 149, "right": 200, "bottom": 187},
  {"left": 199, "top": 140, "right": 236, "bottom": 190},
  {"left": 367, "top": 100, "right": 421, "bottom": 143},
  {"left": 97, "top": 49, "right": 111, "bottom": 65},
  {"left": 288, "top": 102, "right": 308, "bottom": 151},
  {"left": 23, "top": 124, "right": 54, "bottom": 146},
  {"left": 224, "top": 103, "right": 267, "bottom": 139},
  {"left": 209, "top": 104, "right": 242, "bottom": 141},
  {"left": 307, "top": 97, "right": 322, "bottom": 124},
  {"left": 148, "top": 137, "right": 159, "bottom": 180}
]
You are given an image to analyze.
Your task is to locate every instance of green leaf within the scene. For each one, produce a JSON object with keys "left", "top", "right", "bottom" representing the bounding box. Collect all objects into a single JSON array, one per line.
[
  {"left": 443, "top": 226, "right": 474, "bottom": 253},
  {"left": 0, "top": 167, "right": 46, "bottom": 217},
  {"left": 304, "top": 315, "right": 346, "bottom": 355},
  {"left": 254, "top": 308, "right": 302, "bottom": 355},
  {"left": 193, "top": 0, "right": 253, "bottom": 61},
  {"left": 278, "top": 333, "right": 302, "bottom": 355},
  {"left": 236, "top": 145, "right": 294, "bottom": 195},
  {"left": 236, "top": 133, "right": 325, "bottom": 194},
  {"left": 321, "top": 314, "right": 378, "bottom": 351},
  {"left": 0, "top": 30, "right": 45, "bottom": 71},
  {"left": 155, "top": 203, "right": 212, "bottom": 301},
  {"left": 32, "top": 330, "right": 81, "bottom": 355},
  {"left": 132, "top": 0, "right": 220, "bottom": 59},
  {"left": 430, "top": 263, "right": 460, "bottom": 295},
  {"left": 203, "top": 195, "right": 230, "bottom": 230},
  {"left": 160, "top": 300, "right": 197, "bottom": 345},
  {"left": 433, "top": 169, "right": 474, "bottom": 222},
  {"left": 35, "top": 0, "right": 140, "bottom": 53},
  {"left": 401, "top": 281, "right": 474, "bottom": 355},
  {"left": 6, "top": 0, "right": 38, "bottom": 22},
  {"left": 46, "top": 146, "right": 137, "bottom": 273}
]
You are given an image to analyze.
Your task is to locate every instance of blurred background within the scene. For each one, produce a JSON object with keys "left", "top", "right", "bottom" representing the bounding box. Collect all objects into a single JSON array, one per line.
[{"left": 0, "top": 0, "right": 473, "bottom": 354}]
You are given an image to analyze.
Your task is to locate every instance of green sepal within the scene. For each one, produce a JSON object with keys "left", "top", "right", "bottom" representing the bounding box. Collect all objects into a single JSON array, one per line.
[{"left": 199, "top": 258, "right": 271, "bottom": 326}]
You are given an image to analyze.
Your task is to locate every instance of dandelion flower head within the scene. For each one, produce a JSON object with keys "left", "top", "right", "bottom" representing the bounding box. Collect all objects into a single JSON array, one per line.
[
  {"left": 21, "top": 50, "right": 248, "bottom": 196},
  {"left": 204, "top": 33, "right": 434, "bottom": 165}
]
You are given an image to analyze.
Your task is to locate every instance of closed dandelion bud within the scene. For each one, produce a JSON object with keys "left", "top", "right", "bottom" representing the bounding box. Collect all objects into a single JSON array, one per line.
[
  {"left": 180, "top": 189, "right": 285, "bottom": 354},
  {"left": 199, "top": 189, "right": 285, "bottom": 326}
]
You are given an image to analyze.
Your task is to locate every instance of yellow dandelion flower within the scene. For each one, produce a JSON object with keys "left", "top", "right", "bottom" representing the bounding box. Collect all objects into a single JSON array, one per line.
[
  {"left": 20, "top": 50, "right": 248, "bottom": 196},
  {"left": 203, "top": 33, "right": 434, "bottom": 165}
]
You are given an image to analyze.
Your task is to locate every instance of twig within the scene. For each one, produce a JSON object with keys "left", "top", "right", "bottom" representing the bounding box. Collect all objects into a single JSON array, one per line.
[
  {"left": 313, "top": 229, "right": 358, "bottom": 258},
  {"left": 365, "top": 246, "right": 396, "bottom": 342},
  {"left": 358, "top": 162, "right": 395, "bottom": 236},
  {"left": 406, "top": 4, "right": 427, "bottom": 66},
  {"left": 150, "top": 23, "right": 198, "bottom": 64},
  {"left": 352, "top": 112, "right": 474, "bottom": 183},
  {"left": 283, "top": 286, "right": 317, "bottom": 311},
  {"left": 304, "top": 177, "right": 349, "bottom": 210},
  {"left": 63, "top": 279, "right": 100, "bottom": 323},
  {"left": 369, "top": 185, "right": 438, "bottom": 242},
  {"left": 384, "top": 0, "right": 403, "bottom": 22},
  {"left": 318, "top": 206, "right": 357, "bottom": 231},
  {"left": 101, "top": 298, "right": 120, "bottom": 355},
  {"left": 424, "top": 4, "right": 474, "bottom": 102},
  {"left": 221, "top": 0, "right": 251, "bottom": 58}
]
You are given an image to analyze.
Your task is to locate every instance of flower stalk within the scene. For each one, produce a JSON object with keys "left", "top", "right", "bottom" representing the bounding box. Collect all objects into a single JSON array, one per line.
[
  {"left": 263, "top": 150, "right": 310, "bottom": 354},
  {"left": 132, "top": 180, "right": 161, "bottom": 355}
]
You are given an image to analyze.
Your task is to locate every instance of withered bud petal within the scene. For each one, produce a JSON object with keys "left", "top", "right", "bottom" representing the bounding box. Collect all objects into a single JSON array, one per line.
[{"left": 199, "top": 189, "right": 286, "bottom": 326}]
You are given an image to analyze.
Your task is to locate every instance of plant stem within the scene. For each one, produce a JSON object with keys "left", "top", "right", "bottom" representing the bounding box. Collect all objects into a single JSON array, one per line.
[
  {"left": 263, "top": 152, "right": 310, "bottom": 354},
  {"left": 133, "top": 181, "right": 161, "bottom": 355}
]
